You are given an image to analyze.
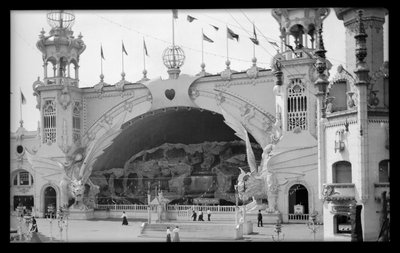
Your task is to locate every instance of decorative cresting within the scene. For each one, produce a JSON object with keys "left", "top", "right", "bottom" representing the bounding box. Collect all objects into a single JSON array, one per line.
[
  {"left": 246, "top": 57, "right": 259, "bottom": 80},
  {"left": 36, "top": 10, "right": 86, "bottom": 87}
]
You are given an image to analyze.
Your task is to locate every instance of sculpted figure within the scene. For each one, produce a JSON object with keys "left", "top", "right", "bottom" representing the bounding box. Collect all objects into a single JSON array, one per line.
[{"left": 27, "top": 113, "right": 126, "bottom": 211}]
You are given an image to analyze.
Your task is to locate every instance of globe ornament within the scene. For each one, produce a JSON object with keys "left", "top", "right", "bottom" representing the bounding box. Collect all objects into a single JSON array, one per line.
[
  {"left": 47, "top": 10, "right": 75, "bottom": 30},
  {"left": 162, "top": 45, "right": 185, "bottom": 79}
]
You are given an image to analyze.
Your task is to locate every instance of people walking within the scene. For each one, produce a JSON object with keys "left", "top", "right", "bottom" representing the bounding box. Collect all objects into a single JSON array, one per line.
[
  {"left": 198, "top": 210, "right": 204, "bottom": 221},
  {"left": 191, "top": 210, "right": 197, "bottom": 221},
  {"left": 121, "top": 211, "right": 128, "bottom": 225},
  {"left": 172, "top": 226, "right": 180, "bottom": 242},
  {"left": 207, "top": 209, "right": 211, "bottom": 221},
  {"left": 257, "top": 210, "right": 263, "bottom": 227},
  {"left": 166, "top": 226, "right": 172, "bottom": 242}
]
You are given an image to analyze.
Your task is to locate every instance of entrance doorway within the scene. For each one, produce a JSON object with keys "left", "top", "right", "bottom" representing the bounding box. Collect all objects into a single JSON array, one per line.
[
  {"left": 288, "top": 184, "right": 309, "bottom": 215},
  {"left": 44, "top": 186, "right": 57, "bottom": 217},
  {"left": 13, "top": 195, "right": 34, "bottom": 211}
]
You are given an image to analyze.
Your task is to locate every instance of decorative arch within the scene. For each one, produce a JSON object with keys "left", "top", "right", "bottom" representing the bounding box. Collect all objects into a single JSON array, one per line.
[
  {"left": 283, "top": 180, "right": 314, "bottom": 214},
  {"left": 11, "top": 169, "right": 34, "bottom": 187},
  {"left": 332, "top": 160, "right": 352, "bottom": 183},
  {"left": 40, "top": 183, "right": 60, "bottom": 216}
]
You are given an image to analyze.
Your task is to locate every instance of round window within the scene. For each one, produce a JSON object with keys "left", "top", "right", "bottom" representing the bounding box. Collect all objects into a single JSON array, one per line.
[{"left": 16, "top": 145, "right": 24, "bottom": 154}]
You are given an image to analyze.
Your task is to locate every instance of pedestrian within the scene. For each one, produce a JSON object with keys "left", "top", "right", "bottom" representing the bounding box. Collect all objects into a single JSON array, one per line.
[
  {"left": 121, "top": 211, "right": 128, "bottom": 225},
  {"left": 257, "top": 210, "right": 263, "bottom": 227},
  {"left": 30, "top": 217, "right": 38, "bottom": 232},
  {"left": 198, "top": 210, "right": 204, "bottom": 221},
  {"left": 191, "top": 210, "right": 197, "bottom": 221},
  {"left": 166, "top": 226, "right": 172, "bottom": 242},
  {"left": 172, "top": 226, "right": 180, "bottom": 242},
  {"left": 207, "top": 209, "right": 211, "bottom": 221}
]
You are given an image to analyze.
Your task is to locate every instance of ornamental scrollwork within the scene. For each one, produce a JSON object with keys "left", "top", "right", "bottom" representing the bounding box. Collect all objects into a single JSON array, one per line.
[{"left": 322, "top": 184, "right": 339, "bottom": 202}]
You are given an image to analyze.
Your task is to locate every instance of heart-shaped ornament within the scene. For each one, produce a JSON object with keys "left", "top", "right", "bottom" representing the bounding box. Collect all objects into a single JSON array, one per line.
[{"left": 165, "top": 89, "right": 175, "bottom": 100}]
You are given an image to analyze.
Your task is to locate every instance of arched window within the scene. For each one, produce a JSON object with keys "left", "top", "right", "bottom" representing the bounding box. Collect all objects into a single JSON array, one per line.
[
  {"left": 287, "top": 78, "right": 307, "bottom": 131},
  {"left": 72, "top": 101, "right": 81, "bottom": 143},
  {"left": 43, "top": 99, "right": 56, "bottom": 143},
  {"left": 379, "top": 160, "right": 390, "bottom": 183},
  {"left": 332, "top": 161, "right": 352, "bottom": 183},
  {"left": 13, "top": 170, "right": 34, "bottom": 186}
]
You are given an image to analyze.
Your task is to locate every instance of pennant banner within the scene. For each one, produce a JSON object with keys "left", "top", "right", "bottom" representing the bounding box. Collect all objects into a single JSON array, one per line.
[
  {"left": 227, "top": 27, "right": 239, "bottom": 41},
  {"left": 101, "top": 45, "right": 105, "bottom": 60},
  {"left": 268, "top": 40, "right": 279, "bottom": 48},
  {"left": 143, "top": 39, "right": 149, "bottom": 56},
  {"left": 187, "top": 15, "right": 197, "bottom": 22},
  {"left": 20, "top": 90, "right": 26, "bottom": 105},
  {"left": 250, "top": 23, "right": 259, "bottom": 45},
  {"left": 202, "top": 33, "right": 214, "bottom": 43},
  {"left": 122, "top": 41, "right": 128, "bottom": 55},
  {"left": 210, "top": 24, "right": 219, "bottom": 31},
  {"left": 172, "top": 9, "right": 178, "bottom": 19}
]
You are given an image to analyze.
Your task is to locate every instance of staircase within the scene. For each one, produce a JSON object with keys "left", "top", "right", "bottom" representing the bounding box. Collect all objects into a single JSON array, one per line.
[{"left": 139, "top": 222, "right": 242, "bottom": 241}]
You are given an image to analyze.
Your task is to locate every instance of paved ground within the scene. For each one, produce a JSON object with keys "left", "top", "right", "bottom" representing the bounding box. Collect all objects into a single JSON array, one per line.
[{"left": 10, "top": 216, "right": 326, "bottom": 242}]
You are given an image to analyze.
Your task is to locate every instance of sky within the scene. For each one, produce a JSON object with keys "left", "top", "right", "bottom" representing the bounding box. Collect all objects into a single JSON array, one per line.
[{"left": 10, "top": 9, "right": 389, "bottom": 132}]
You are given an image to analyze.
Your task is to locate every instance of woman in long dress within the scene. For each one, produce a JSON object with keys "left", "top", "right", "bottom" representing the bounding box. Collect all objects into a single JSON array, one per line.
[
  {"left": 166, "top": 227, "right": 172, "bottom": 242},
  {"left": 172, "top": 226, "right": 180, "bottom": 242},
  {"left": 121, "top": 211, "right": 128, "bottom": 225}
]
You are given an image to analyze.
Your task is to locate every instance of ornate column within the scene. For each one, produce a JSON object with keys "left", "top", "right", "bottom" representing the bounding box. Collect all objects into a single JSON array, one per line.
[
  {"left": 354, "top": 10, "right": 370, "bottom": 203},
  {"left": 313, "top": 25, "right": 329, "bottom": 199}
]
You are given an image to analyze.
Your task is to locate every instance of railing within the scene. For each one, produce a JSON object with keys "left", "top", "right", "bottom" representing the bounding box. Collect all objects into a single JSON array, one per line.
[
  {"left": 374, "top": 182, "right": 390, "bottom": 201},
  {"left": 288, "top": 213, "right": 310, "bottom": 221},
  {"left": 44, "top": 77, "right": 78, "bottom": 86},
  {"left": 95, "top": 204, "right": 236, "bottom": 213},
  {"left": 324, "top": 183, "right": 356, "bottom": 200},
  {"left": 167, "top": 205, "right": 236, "bottom": 212}
]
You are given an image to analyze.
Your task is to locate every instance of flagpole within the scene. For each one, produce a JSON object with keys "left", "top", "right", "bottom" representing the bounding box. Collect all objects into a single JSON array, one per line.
[
  {"left": 122, "top": 41, "right": 124, "bottom": 75},
  {"left": 143, "top": 37, "right": 146, "bottom": 72},
  {"left": 100, "top": 44, "right": 103, "bottom": 76},
  {"left": 226, "top": 26, "right": 229, "bottom": 61},
  {"left": 253, "top": 22, "right": 256, "bottom": 59},
  {"left": 172, "top": 11, "right": 176, "bottom": 67},
  {"left": 201, "top": 28, "right": 204, "bottom": 64},
  {"left": 19, "top": 88, "right": 23, "bottom": 127}
]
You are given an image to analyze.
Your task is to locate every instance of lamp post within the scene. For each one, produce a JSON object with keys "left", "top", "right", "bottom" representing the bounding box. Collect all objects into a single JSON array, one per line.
[
  {"left": 272, "top": 219, "right": 284, "bottom": 242},
  {"left": 307, "top": 211, "right": 320, "bottom": 241},
  {"left": 147, "top": 181, "right": 151, "bottom": 224},
  {"left": 234, "top": 184, "right": 239, "bottom": 226}
]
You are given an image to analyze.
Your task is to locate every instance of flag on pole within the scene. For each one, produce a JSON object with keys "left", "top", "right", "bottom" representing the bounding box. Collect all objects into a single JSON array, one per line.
[
  {"left": 285, "top": 43, "right": 295, "bottom": 52},
  {"left": 143, "top": 39, "right": 149, "bottom": 56},
  {"left": 187, "top": 15, "right": 197, "bottom": 22},
  {"left": 268, "top": 40, "right": 279, "bottom": 49},
  {"left": 172, "top": 9, "right": 178, "bottom": 19},
  {"left": 202, "top": 33, "right": 214, "bottom": 43},
  {"left": 122, "top": 41, "right": 128, "bottom": 55},
  {"left": 249, "top": 23, "right": 259, "bottom": 45},
  {"left": 20, "top": 90, "right": 26, "bottom": 105},
  {"left": 227, "top": 27, "right": 239, "bottom": 41},
  {"left": 210, "top": 24, "right": 219, "bottom": 31},
  {"left": 101, "top": 45, "right": 105, "bottom": 60}
]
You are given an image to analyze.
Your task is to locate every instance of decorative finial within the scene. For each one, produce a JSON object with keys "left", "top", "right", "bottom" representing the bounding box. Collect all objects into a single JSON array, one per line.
[
  {"left": 100, "top": 73, "right": 104, "bottom": 82},
  {"left": 314, "top": 24, "right": 326, "bottom": 59},
  {"left": 19, "top": 120, "right": 24, "bottom": 128},
  {"left": 225, "top": 59, "right": 231, "bottom": 69},
  {"left": 201, "top": 62, "right": 206, "bottom": 71},
  {"left": 252, "top": 57, "right": 257, "bottom": 66},
  {"left": 121, "top": 72, "right": 125, "bottom": 80}
]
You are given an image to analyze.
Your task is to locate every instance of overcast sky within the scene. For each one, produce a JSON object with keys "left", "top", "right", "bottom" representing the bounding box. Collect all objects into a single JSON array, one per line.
[{"left": 10, "top": 9, "right": 388, "bottom": 132}]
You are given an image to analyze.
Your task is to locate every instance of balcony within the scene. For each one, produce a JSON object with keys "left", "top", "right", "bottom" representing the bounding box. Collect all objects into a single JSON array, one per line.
[
  {"left": 323, "top": 183, "right": 356, "bottom": 201},
  {"left": 374, "top": 183, "right": 390, "bottom": 201},
  {"left": 44, "top": 77, "right": 78, "bottom": 86}
]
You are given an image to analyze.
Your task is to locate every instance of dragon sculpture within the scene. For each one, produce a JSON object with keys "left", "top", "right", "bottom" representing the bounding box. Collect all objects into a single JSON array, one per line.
[
  {"left": 220, "top": 107, "right": 317, "bottom": 213},
  {"left": 26, "top": 113, "right": 126, "bottom": 211}
]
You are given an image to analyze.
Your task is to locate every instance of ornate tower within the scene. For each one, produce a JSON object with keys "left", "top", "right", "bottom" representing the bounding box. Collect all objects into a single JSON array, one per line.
[
  {"left": 32, "top": 10, "right": 85, "bottom": 158},
  {"left": 271, "top": 8, "right": 331, "bottom": 137},
  {"left": 335, "top": 8, "right": 388, "bottom": 109}
]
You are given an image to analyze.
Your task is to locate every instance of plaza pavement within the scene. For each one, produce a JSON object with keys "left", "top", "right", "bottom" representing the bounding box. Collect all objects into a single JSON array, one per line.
[{"left": 11, "top": 216, "right": 328, "bottom": 242}]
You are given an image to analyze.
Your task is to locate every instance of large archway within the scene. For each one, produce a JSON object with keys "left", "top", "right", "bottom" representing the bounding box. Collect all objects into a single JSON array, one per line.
[
  {"left": 43, "top": 186, "right": 57, "bottom": 217},
  {"left": 288, "top": 184, "right": 309, "bottom": 215},
  {"left": 90, "top": 107, "right": 263, "bottom": 205}
]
